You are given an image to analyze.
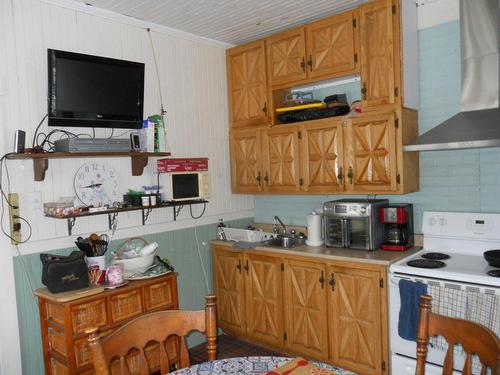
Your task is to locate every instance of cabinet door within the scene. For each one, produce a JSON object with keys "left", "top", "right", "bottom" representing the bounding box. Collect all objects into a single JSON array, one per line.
[
  {"left": 227, "top": 40, "right": 268, "bottom": 127},
  {"left": 212, "top": 247, "right": 246, "bottom": 335},
  {"left": 344, "top": 113, "right": 397, "bottom": 192},
  {"left": 266, "top": 27, "right": 307, "bottom": 86},
  {"left": 300, "top": 120, "right": 344, "bottom": 193},
  {"left": 262, "top": 126, "right": 301, "bottom": 193},
  {"left": 306, "top": 10, "right": 358, "bottom": 79},
  {"left": 359, "top": 0, "right": 396, "bottom": 109},
  {"left": 230, "top": 129, "right": 263, "bottom": 193},
  {"left": 244, "top": 254, "right": 284, "bottom": 347},
  {"left": 327, "top": 266, "right": 383, "bottom": 375},
  {"left": 284, "top": 260, "right": 328, "bottom": 359}
]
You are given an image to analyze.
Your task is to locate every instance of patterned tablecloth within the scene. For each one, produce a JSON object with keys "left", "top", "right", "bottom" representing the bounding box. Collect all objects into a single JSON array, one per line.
[{"left": 171, "top": 356, "right": 357, "bottom": 375}]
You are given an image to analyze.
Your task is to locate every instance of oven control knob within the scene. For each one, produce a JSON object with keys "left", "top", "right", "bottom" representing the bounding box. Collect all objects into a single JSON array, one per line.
[{"left": 360, "top": 207, "right": 367, "bottom": 214}]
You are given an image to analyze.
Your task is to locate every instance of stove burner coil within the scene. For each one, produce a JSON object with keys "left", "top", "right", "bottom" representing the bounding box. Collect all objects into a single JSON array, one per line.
[
  {"left": 407, "top": 259, "right": 446, "bottom": 269},
  {"left": 421, "top": 252, "right": 451, "bottom": 260},
  {"left": 487, "top": 269, "right": 500, "bottom": 278}
]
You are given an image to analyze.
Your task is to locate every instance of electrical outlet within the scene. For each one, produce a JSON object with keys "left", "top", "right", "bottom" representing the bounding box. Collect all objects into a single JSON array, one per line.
[{"left": 8, "top": 193, "right": 21, "bottom": 244}]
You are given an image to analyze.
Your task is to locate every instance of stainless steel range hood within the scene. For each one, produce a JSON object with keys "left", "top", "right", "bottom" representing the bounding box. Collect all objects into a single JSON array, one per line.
[{"left": 404, "top": 0, "right": 500, "bottom": 152}]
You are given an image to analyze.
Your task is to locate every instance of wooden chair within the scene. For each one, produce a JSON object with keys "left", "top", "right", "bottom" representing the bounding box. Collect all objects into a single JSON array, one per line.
[
  {"left": 416, "top": 294, "right": 500, "bottom": 375},
  {"left": 87, "top": 294, "right": 217, "bottom": 375}
]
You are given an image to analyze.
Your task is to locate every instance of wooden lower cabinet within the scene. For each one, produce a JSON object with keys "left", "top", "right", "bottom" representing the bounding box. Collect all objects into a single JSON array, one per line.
[
  {"left": 212, "top": 245, "right": 389, "bottom": 375},
  {"left": 212, "top": 247, "right": 246, "bottom": 335},
  {"left": 327, "top": 265, "right": 385, "bottom": 375},
  {"left": 37, "top": 273, "right": 179, "bottom": 375},
  {"left": 244, "top": 254, "right": 284, "bottom": 347},
  {"left": 284, "top": 259, "right": 328, "bottom": 359}
]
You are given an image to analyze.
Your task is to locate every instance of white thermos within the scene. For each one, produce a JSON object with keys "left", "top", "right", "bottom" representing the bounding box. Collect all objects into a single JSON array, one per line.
[{"left": 306, "top": 211, "right": 324, "bottom": 246}]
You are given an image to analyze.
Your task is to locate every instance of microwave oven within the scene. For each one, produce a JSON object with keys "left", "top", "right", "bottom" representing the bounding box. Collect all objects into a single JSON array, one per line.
[{"left": 163, "top": 171, "right": 211, "bottom": 202}]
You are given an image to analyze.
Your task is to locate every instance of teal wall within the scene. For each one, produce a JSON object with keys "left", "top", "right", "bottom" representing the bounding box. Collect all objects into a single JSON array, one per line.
[
  {"left": 13, "top": 218, "right": 252, "bottom": 375},
  {"left": 255, "top": 21, "right": 500, "bottom": 233}
]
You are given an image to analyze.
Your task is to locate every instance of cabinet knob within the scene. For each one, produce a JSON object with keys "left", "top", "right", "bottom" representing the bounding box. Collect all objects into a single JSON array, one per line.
[
  {"left": 263, "top": 173, "right": 269, "bottom": 185},
  {"left": 319, "top": 271, "right": 325, "bottom": 288},
  {"left": 307, "top": 55, "right": 313, "bottom": 71},
  {"left": 347, "top": 167, "right": 354, "bottom": 184},
  {"left": 329, "top": 272, "right": 335, "bottom": 291},
  {"left": 337, "top": 167, "right": 343, "bottom": 183},
  {"left": 256, "top": 173, "right": 262, "bottom": 184},
  {"left": 300, "top": 57, "right": 306, "bottom": 72},
  {"left": 236, "top": 260, "right": 242, "bottom": 273},
  {"left": 244, "top": 260, "right": 249, "bottom": 274},
  {"left": 361, "top": 82, "right": 367, "bottom": 100},
  {"left": 262, "top": 102, "right": 268, "bottom": 114}
]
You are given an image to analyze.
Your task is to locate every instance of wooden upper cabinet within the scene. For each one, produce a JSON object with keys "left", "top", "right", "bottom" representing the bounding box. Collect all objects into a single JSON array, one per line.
[
  {"left": 227, "top": 40, "right": 268, "bottom": 128},
  {"left": 359, "top": 0, "right": 396, "bottom": 110},
  {"left": 244, "top": 254, "right": 284, "bottom": 348},
  {"left": 212, "top": 247, "right": 246, "bottom": 335},
  {"left": 230, "top": 129, "right": 263, "bottom": 193},
  {"left": 300, "top": 119, "right": 344, "bottom": 193},
  {"left": 344, "top": 113, "right": 397, "bottom": 192},
  {"left": 262, "top": 126, "right": 301, "bottom": 193},
  {"left": 284, "top": 259, "right": 328, "bottom": 359},
  {"left": 306, "top": 10, "right": 359, "bottom": 80},
  {"left": 327, "top": 265, "right": 383, "bottom": 375},
  {"left": 266, "top": 27, "right": 307, "bottom": 86}
]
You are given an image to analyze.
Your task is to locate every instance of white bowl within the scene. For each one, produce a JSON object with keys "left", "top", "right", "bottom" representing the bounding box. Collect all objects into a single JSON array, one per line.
[{"left": 115, "top": 252, "right": 156, "bottom": 271}]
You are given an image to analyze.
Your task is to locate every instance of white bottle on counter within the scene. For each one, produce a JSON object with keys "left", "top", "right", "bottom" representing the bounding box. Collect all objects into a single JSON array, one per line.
[{"left": 306, "top": 211, "right": 324, "bottom": 246}]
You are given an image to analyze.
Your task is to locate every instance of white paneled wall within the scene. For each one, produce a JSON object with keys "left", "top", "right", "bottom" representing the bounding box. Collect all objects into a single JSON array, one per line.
[
  {"left": 0, "top": 0, "right": 252, "bottom": 373},
  {"left": 2, "top": 0, "right": 253, "bottom": 254}
]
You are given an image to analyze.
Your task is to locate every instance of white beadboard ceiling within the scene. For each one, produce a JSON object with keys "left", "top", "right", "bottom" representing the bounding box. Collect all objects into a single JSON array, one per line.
[{"left": 75, "top": 0, "right": 367, "bottom": 45}]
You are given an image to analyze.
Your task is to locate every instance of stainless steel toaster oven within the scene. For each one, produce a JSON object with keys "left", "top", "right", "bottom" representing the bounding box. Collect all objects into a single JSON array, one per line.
[{"left": 323, "top": 199, "right": 388, "bottom": 251}]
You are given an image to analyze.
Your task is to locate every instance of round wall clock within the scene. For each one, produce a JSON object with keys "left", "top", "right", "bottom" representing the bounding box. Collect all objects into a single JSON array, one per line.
[{"left": 74, "top": 162, "right": 119, "bottom": 207}]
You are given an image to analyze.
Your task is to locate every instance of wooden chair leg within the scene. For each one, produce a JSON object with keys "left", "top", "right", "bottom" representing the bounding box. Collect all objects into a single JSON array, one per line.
[
  {"left": 205, "top": 295, "right": 217, "bottom": 361},
  {"left": 415, "top": 295, "right": 432, "bottom": 375},
  {"left": 87, "top": 328, "right": 110, "bottom": 375}
]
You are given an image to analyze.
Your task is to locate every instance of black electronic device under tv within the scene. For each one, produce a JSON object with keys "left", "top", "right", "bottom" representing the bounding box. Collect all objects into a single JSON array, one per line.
[{"left": 47, "top": 49, "right": 145, "bottom": 129}]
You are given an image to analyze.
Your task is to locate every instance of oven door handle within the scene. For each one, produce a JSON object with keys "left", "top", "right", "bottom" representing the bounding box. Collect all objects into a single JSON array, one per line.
[
  {"left": 341, "top": 218, "right": 350, "bottom": 248},
  {"left": 344, "top": 218, "right": 351, "bottom": 248}
]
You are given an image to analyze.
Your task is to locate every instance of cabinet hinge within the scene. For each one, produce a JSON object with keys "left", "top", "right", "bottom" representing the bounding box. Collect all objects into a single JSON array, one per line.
[
  {"left": 352, "top": 18, "right": 357, "bottom": 28},
  {"left": 382, "top": 360, "right": 386, "bottom": 371},
  {"left": 281, "top": 263, "right": 284, "bottom": 272},
  {"left": 396, "top": 174, "right": 401, "bottom": 185},
  {"left": 283, "top": 332, "right": 288, "bottom": 341},
  {"left": 379, "top": 278, "right": 384, "bottom": 288},
  {"left": 298, "top": 131, "right": 302, "bottom": 139},
  {"left": 392, "top": 4, "right": 396, "bottom": 14},
  {"left": 395, "top": 118, "right": 399, "bottom": 128},
  {"left": 354, "top": 53, "right": 358, "bottom": 63},
  {"left": 394, "top": 87, "right": 399, "bottom": 97},
  {"left": 299, "top": 178, "right": 304, "bottom": 186}
]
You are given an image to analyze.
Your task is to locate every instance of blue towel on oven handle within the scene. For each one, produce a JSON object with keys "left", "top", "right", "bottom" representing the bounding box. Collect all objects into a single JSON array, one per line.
[{"left": 398, "top": 278, "right": 428, "bottom": 341}]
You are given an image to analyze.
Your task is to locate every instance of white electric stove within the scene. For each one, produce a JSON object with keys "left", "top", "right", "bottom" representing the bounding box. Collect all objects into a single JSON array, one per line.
[{"left": 389, "top": 211, "right": 500, "bottom": 375}]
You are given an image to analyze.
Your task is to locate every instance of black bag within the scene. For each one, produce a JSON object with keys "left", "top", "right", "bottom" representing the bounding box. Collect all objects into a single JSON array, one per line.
[{"left": 40, "top": 251, "right": 89, "bottom": 293}]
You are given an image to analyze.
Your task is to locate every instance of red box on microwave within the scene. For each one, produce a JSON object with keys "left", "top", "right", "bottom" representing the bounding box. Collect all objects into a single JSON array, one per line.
[{"left": 157, "top": 158, "right": 209, "bottom": 173}]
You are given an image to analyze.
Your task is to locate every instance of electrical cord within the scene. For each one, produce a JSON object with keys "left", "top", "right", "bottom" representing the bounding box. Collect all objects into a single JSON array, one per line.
[
  {"left": 0, "top": 153, "right": 33, "bottom": 243},
  {"left": 14, "top": 244, "right": 39, "bottom": 302},
  {"left": 31, "top": 113, "right": 48, "bottom": 148},
  {"left": 189, "top": 202, "right": 207, "bottom": 219}
]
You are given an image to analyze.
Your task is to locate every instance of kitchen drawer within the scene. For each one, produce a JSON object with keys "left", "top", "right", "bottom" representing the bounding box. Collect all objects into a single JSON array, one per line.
[
  {"left": 46, "top": 301, "right": 65, "bottom": 325},
  {"left": 50, "top": 358, "right": 69, "bottom": 375},
  {"left": 74, "top": 329, "right": 113, "bottom": 369},
  {"left": 144, "top": 279, "right": 175, "bottom": 311},
  {"left": 48, "top": 327, "right": 67, "bottom": 357},
  {"left": 71, "top": 299, "right": 107, "bottom": 335},
  {"left": 109, "top": 289, "right": 143, "bottom": 323}
]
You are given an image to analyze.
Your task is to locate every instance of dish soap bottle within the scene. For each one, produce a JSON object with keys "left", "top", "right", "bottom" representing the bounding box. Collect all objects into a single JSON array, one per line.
[{"left": 217, "top": 219, "right": 227, "bottom": 240}]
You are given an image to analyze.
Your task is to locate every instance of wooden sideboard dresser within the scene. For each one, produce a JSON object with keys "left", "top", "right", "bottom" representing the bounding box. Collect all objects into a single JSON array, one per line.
[{"left": 36, "top": 273, "right": 179, "bottom": 375}]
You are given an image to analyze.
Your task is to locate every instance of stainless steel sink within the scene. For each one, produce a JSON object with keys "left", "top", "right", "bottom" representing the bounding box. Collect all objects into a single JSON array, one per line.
[{"left": 262, "top": 236, "right": 306, "bottom": 249}]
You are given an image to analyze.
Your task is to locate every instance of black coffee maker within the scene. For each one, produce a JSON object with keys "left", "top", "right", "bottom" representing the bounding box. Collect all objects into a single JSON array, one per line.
[{"left": 379, "top": 204, "right": 413, "bottom": 251}]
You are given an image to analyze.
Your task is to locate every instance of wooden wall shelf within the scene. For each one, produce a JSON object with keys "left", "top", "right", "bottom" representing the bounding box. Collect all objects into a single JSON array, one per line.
[
  {"left": 6, "top": 151, "right": 171, "bottom": 181},
  {"left": 45, "top": 199, "right": 208, "bottom": 235}
]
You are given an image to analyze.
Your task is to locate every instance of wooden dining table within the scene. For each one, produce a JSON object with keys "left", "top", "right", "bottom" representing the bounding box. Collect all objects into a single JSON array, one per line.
[{"left": 171, "top": 356, "right": 357, "bottom": 375}]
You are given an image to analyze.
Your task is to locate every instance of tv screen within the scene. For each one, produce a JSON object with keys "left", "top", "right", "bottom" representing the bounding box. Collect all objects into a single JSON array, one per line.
[{"left": 48, "top": 49, "right": 145, "bottom": 129}]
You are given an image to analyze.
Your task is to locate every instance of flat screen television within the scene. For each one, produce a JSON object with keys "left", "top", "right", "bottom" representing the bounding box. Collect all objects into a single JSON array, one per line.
[{"left": 47, "top": 49, "right": 145, "bottom": 129}]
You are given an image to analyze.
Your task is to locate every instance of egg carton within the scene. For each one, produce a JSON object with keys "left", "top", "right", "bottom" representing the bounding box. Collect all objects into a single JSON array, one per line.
[{"left": 222, "top": 228, "right": 276, "bottom": 243}]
